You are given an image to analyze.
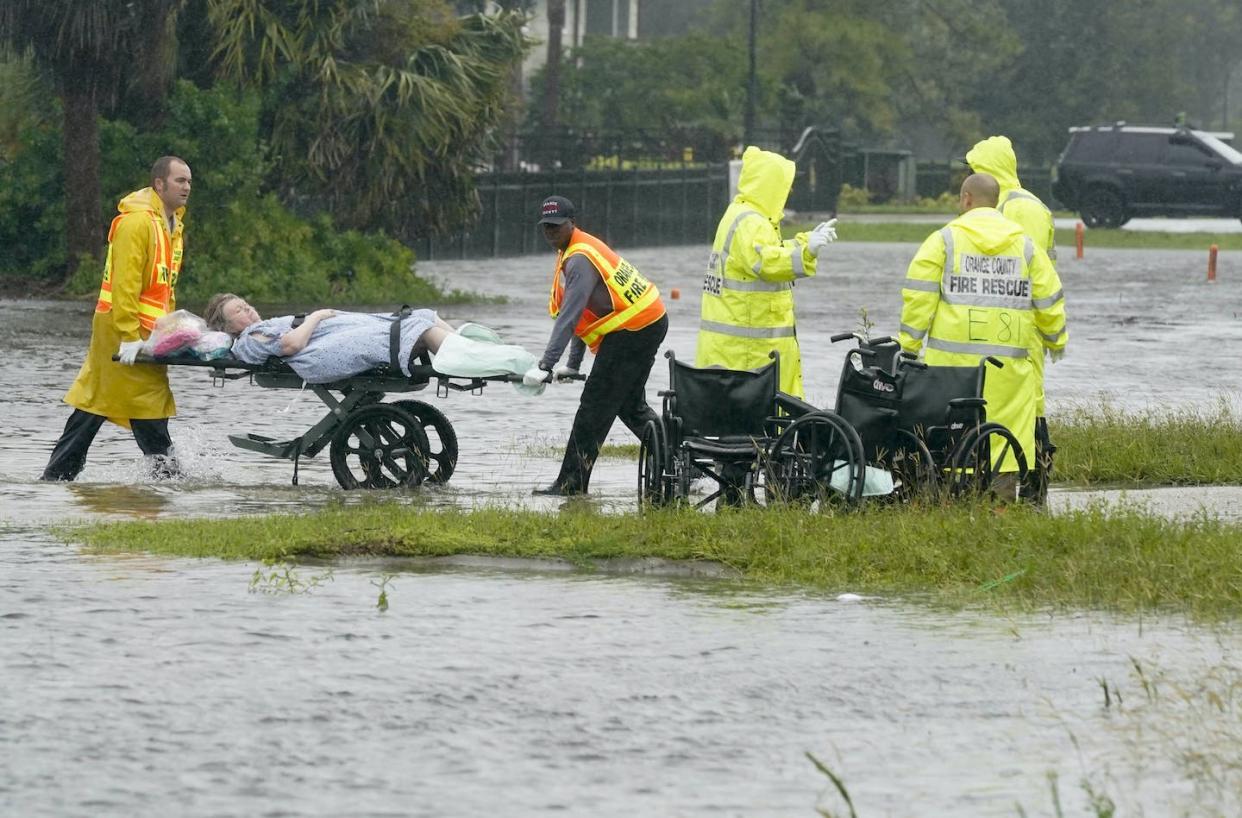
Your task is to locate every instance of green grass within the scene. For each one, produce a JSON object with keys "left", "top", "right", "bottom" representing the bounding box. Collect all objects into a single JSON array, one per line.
[
  {"left": 66, "top": 500, "right": 1242, "bottom": 617},
  {"left": 787, "top": 219, "right": 1242, "bottom": 250},
  {"left": 1050, "top": 401, "right": 1242, "bottom": 486}
]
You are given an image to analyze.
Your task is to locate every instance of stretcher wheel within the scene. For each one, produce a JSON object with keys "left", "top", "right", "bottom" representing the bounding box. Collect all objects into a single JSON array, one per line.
[
  {"left": 765, "top": 411, "right": 865, "bottom": 507},
  {"left": 946, "top": 422, "right": 1028, "bottom": 500},
  {"left": 637, "top": 419, "right": 669, "bottom": 508},
  {"left": 329, "top": 404, "right": 430, "bottom": 490},
  {"left": 391, "top": 400, "right": 458, "bottom": 484}
]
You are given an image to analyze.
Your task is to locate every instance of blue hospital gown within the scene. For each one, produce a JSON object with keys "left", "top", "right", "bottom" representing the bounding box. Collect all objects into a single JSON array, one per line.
[{"left": 231, "top": 310, "right": 438, "bottom": 383}]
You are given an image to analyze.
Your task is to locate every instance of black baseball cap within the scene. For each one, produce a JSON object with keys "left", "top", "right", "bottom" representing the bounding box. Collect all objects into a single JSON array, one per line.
[{"left": 538, "top": 195, "right": 575, "bottom": 225}]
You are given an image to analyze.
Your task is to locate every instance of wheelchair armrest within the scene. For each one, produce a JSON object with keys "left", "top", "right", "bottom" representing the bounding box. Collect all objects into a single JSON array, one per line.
[
  {"left": 775, "top": 392, "right": 819, "bottom": 417},
  {"left": 657, "top": 390, "right": 673, "bottom": 397},
  {"left": 948, "top": 398, "right": 987, "bottom": 410}
]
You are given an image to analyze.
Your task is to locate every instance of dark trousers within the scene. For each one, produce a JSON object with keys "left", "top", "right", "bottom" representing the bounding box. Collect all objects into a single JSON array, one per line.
[
  {"left": 553, "top": 315, "right": 668, "bottom": 492},
  {"left": 42, "top": 409, "right": 177, "bottom": 481}
]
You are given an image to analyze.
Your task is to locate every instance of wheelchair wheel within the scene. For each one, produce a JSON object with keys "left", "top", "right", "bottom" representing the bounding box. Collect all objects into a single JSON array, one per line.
[
  {"left": 637, "top": 419, "right": 670, "bottom": 508},
  {"left": 391, "top": 400, "right": 458, "bottom": 484},
  {"left": 765, "top": 411, "right": 865, "bottom": 507},
  {"left": 883, "top": 429, "right": 938, "bottom": 502},
  {"left": 946, "top": 422, "right": 1028, "bottom": 500},
  {"left": 329, "top": 404, "right": 430, "bottom": 490}
]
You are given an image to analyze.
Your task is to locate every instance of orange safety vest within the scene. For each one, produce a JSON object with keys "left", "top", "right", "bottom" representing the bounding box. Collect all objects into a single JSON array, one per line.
[
  {"left": 95, "top": 210, "right": 181, "bottom": 332},
  {"left": 547, "top": 229, "right": 665, "bottom": 352}
]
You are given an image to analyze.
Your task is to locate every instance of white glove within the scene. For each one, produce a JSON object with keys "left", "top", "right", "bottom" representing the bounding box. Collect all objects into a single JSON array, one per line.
[
  {"left": 1048, "top": 348, "right": 1065, "bottom": 364},
  {"left": 553, "top": 365, "right": 580, "bottom": 380},
  {"left": 814, "top": 218, "right": 839, "bottom": 243},
  {"left": 523, "top": 365, "right": 552, "bottom": 387},
  {"left": 117, "top": 340, "right": 144, "bottom": 365},
  {"left": 806, "top": 219, "right": 838, "bottom": 257}
]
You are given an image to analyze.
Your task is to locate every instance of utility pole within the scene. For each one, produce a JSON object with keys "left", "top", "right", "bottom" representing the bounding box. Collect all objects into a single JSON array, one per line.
[{"left": 744, "top": 0, "right": 758, "bottom": 148}]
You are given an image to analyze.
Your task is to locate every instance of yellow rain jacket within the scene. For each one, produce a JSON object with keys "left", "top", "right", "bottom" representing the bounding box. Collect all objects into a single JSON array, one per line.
[
  {"left": 897, "top": 207, "right": 1067, "bottom": 471},
  {"left": 64, "top": 188, "right": 185, "bottom": 425},
  {"left": 965, "top": 135, "right": 1058, "bottom": 414},
  {"left": 696, "top": 146, "right": 818, "bottom": 397}
]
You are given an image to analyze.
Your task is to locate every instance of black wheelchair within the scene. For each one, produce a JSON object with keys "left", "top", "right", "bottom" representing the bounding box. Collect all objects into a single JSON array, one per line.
[
  {"left": 827, "top": 332, "right": 1037, "bottom": 501},
  {"left": 637, "top": 351, "right": 865, "bottom": 510}
]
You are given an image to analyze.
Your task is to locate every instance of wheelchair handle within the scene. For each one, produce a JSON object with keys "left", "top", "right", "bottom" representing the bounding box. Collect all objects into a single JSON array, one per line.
[
  {"left": 830, "top": 332, "right": 858, "bottom": 344},
  {"left": 869, "top": 335, "right": 894, "bottom": 345}
]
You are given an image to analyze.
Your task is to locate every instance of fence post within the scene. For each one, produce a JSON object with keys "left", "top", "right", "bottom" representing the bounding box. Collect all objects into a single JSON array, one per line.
[
  {"left": 491, "top": 175, "right": 501, "bottom": 258},
  {"left": 631, "top": 166, "right": 640, "bottom": 248}
]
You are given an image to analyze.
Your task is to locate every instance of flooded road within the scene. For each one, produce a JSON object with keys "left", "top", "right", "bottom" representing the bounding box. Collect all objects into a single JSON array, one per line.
[{"left": 3, "top": 240, "right": 1242, "bottom": 815}]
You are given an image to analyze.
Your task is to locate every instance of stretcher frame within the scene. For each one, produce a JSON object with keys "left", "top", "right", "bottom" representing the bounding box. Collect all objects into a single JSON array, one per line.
[{"left": 132, "top": 353, "right": 535, "bottom": 489}]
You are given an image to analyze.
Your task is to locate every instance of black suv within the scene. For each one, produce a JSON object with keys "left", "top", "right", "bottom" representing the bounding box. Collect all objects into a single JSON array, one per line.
[{"left": 1051, "top": 124, "right": 1242, "bottom": 228}]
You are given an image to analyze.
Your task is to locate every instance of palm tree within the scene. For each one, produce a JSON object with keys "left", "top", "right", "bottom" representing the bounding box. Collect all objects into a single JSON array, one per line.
[
  {"left": 208, "top": 0, "right": 529, "bottom": 237},
  {"left": 0, "top": 0, "right": 181, "bottom": 281}
]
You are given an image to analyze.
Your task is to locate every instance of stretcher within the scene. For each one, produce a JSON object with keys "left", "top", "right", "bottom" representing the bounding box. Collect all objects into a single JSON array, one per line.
[{"left": 130, "top": 352, "right": 562, "bottom": 490}]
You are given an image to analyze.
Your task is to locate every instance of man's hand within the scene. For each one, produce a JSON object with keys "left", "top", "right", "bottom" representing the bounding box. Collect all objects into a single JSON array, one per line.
[
  {"left": 523, "top": 365, "right": 553, "bottom": 387},
  {"left": 553, "top": 365, "right": 580, "bottom": 381},
  {"left": 813, "top": 218, "right": 838, "bottom": 242},
  {"left": 116, "top": 340, "right": 144, "bottom": 365},
  {"left": 1048, "top": 348, "right": 1065, "bottom": 363},
  {"left": 806, "top": 219, "right": 838, "bottom": 257}
]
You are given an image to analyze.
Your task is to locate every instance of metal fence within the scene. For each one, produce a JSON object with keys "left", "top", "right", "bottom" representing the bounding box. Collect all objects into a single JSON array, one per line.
[
  {"left": 415, "top": 128, "right": 843, "bottom": 261},
  {"left": 414, "top": 164, "right": 731, "bottom": 260}
]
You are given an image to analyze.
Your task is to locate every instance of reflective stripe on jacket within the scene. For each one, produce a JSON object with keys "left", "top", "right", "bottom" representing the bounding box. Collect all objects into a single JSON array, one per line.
[
  {"left": 548, "top": 228, "right": 665, "bottom": 352},
  {"left": 695, "top": 146, "right": 817, "bottom": 397},
  {"left": 95, "top": 188, "right": 183, "bottom": 333}
]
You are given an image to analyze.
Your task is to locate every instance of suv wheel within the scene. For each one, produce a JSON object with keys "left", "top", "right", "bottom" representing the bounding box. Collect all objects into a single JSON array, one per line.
[{"left": 1081, "top": 188, "right": 1128, "bottom": 229}]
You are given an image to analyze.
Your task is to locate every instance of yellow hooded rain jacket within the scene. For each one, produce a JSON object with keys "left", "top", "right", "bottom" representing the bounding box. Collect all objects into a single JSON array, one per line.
[
  {"left": 897, "top": 206, "right": 1067, "bottom": 471},
  {"left": 965, "top": 135, "right": 1059, "bottom": 414},
  {"left": 696, "top": 146, "right": 818, "bottom": 397}
]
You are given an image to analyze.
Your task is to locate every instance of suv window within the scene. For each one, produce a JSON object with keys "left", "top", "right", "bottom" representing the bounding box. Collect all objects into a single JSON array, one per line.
[
  {"left": 1166, "top": 140, "right": 1216, "bottom": 166},
  {"left": 1115, "top": 133, "right": 1165, "bottom": 164},
  {"left": 1066, "top": 132, "right": 1117, "bottom": 162}
]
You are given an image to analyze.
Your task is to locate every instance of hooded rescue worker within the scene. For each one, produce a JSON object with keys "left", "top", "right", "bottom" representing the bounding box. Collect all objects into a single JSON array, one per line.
[
  {"left": 696, "top": 146, "right": 837, "bottom": 398},
  {"left": 965, "top": 135, "right": 1064, "bottom": 499},
  {"left": 41, "top": 156, "right": 192, "bottom": 481},
  {"left": 524, "top": 195, "right": 669, "bottom": 496},
  {"left": 897, "top": 173, "right": 1067, "bottom": 487}
]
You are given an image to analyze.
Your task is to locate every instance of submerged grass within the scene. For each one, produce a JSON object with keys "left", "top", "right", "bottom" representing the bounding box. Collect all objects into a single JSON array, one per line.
[{"left": 68, "top": 500, "right": 1242, "bottom": 618}]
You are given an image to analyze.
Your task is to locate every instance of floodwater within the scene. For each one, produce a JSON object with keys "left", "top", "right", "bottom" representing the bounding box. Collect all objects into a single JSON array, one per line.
[{"left": 3, "top": 240, "right": 1242, "bottom": 815}]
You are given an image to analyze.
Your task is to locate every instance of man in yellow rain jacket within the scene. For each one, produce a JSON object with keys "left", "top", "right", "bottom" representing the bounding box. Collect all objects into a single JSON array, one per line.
[
  {"left": 965, "top": 135, "right": 1064, "bottom": 498},
  {"left": 41, "top": 156, "right": 192, "bottom": 481},
  {"left": 897, "top": 173, "right": 1067, "bottom": 477},
  {"left": 696, "top": 146, "right": 836, "bottom": 398}
]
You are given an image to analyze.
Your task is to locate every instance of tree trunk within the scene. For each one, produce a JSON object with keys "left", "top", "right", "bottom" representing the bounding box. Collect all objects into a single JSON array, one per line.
[
  {"left": 60, "top": 79, "right": 103, "bottom": 284},
  {"left": 542, "top": 0, "right": 565, "bottom": 134}
]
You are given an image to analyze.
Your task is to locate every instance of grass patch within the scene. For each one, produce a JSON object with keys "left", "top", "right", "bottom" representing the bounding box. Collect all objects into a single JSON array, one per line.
[
  {"left": 1050, "top": 400, "right": 1242, "bottom": 486},
  {"left": 67, "top": 501, "right": 1242, "bottom": 617}
]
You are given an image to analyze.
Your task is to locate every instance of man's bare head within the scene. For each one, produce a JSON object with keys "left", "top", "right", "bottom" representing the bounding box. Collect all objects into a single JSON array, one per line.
[{"left": 959, "top": 173, "right": 1000, "bottom": 213}]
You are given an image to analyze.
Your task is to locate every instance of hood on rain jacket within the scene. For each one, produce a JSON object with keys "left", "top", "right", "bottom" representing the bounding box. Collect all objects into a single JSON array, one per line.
[{"left": 965, "top": 136, "right": 1056, "bottom": 260}]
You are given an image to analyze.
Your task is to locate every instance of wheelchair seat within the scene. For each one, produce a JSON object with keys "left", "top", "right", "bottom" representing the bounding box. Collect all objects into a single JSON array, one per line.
[{"left": 637, "top": 351, "right": 865, "bottom": 510}]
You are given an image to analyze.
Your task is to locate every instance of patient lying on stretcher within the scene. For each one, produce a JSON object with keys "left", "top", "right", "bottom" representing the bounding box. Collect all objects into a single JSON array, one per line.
[{"left": 203, "top": 293, "right": 540, "bottom": 387}]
